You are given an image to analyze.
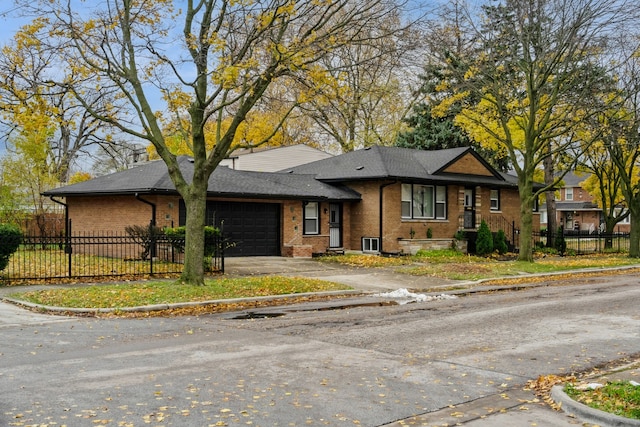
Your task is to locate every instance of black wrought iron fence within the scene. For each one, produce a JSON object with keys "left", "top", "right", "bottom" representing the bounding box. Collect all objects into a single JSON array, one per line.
[
  {"left": 1, "top": 231, "right": 225, "bottom": 282},
  {"left": 461, "top": 218, "right": 630, "bottom": 255},
  {"left": 533, "top": 230, "right": 631, "bottom": 254}
]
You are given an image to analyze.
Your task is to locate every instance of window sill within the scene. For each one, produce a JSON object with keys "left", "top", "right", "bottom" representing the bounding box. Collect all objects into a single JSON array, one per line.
[{"left": 401, "top": 218, "right": 448, "bottom": 222}]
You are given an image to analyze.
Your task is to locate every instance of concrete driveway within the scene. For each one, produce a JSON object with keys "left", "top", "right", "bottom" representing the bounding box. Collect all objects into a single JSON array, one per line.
[{"left": 224, "top": 256, "right": 458, "bottom": 293}]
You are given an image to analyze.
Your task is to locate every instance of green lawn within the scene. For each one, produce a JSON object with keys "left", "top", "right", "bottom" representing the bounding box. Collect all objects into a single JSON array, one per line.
[
  {"left": 9, "top": 276, "right": 350, "bottom": 309},
  {"left": 7, "top": 250, "right": 640, "bottom": 310},
  {"left": 565, "top": 381, "right": 640, "bottom": 420},
  {"left": 319, "top": 251, "right": 640, "bottom": 281}
]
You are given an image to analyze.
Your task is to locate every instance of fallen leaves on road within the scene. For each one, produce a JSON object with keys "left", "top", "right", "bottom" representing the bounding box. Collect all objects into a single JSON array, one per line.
[
  {"left": 97, "top": 293, "right": 355, "bottom": 318},
  {"left": 480, "top": 267, "right": 640, "bottom": 288},
  {"left": 525, "top": 374, "right": 576, "bottom": 410}
]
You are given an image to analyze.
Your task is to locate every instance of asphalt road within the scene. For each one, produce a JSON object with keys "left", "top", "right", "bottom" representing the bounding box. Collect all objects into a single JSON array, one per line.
[{"left": 1, "top": 271, "right": 639, "bottom": 426}]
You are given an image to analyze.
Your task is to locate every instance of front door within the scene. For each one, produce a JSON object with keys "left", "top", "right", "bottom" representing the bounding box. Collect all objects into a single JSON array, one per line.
[
  {"left": 329, "top": 203, "right": 342, "bottom": 248},
  {"left": 463, "top": 188, "right": 475, "bottom": 229}
]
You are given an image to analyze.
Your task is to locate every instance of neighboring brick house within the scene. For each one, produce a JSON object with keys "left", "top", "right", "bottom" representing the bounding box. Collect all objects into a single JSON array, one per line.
[
  {"left": 43, "top": 145, "right": 536, "bottom": 257},
  {"left": 539, "top": 172, "right": 630, "bottom": 234}
]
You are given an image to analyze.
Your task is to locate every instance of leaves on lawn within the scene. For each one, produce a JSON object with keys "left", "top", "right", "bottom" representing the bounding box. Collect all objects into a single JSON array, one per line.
[{"left": 9, "top": 276, "right": 350, "bottom": 310}]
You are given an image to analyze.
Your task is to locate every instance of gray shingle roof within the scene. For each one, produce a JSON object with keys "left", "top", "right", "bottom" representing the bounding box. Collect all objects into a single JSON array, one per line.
[
  {"left": 553, "top": 201, "right": 601, "bottom": 211},
  {"left": 43, "top": 146, "right": 522, "bottom": 200},
  {"left": 282, "top": 145, "right": 518, "bottom": 188},
  {"left": 562, "top": 171, "right": 590, "bottom": 187},
  {"left": 43, "top": 156, "right": 360, "bottom": 201}
]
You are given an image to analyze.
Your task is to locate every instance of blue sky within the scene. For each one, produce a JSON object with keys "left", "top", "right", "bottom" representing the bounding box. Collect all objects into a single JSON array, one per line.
[
  {"left": 0, "top": 4, "right": 23, "bottom": 45},
  {"left": 0, "top": 4, "right": 23, "bottom": 153}
]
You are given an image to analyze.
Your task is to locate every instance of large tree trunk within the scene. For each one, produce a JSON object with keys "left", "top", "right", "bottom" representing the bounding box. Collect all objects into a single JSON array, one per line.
[
  {"left": 517, "top": 178, "right": 535, "bottom": 262},
  {"left": 628, "top": 199, "right": 640, "bottom": 258},
  {"left": 178, "top": 182, "right": 208, "bottom": 286},
  {"left": 604, "top": 217, "right": 618, "bottom": 249}
]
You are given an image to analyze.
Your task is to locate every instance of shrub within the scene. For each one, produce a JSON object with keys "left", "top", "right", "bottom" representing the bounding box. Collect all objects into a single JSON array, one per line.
[
  {"left": 164, "top": 226, "right": 222, "bottom": 271},
  {"left": 494, "top": 229, "right": 508, "bottom": 255},
  {"left": 534, "top": 246, "right": 557, "bottom": 256},
  {"left": 164, "top": 226, "right": 186, "bottom": 253},
  {"left": 0, "top": 223, "right": 22, "bottom": 271},
  {"left": 475, "top": 220, "right": 494, "bottom": 256},
  {"left": 164, "top": 226, "right": 221, "bottom": 256},
  {"left": 204, "top": 226, "right": 221, "bottom": 257},
  {"left": 125, "top": 224, "right": 164, "bottom": 260}
]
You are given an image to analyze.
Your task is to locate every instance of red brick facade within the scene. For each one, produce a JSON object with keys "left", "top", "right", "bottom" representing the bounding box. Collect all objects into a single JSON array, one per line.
[
  {"left": 67, "top": 195, "right": 182, "bottom": 233},
  {"left": 64, "top": 180, "right": 534, "bottom": 257},
  {"left": 62, "top": 148, "right": 537, "bottom": 257},
  {"left": 66, "top": 195, "right": 351, "bottom": 257},
  {"left": 345, "top": 181, "right": 531, "bottom": 254}
]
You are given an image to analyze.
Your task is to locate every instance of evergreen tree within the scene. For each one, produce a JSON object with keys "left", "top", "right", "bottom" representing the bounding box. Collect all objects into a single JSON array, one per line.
[
  {"left": 494, "top": 229, "right": 508, "bottom": 255},
  {"left": 0, "top": 224, "right": 22, "bottom": 271},
  {"left": 397, "top": 103, "right": 470, "bottom": 150},
  {"left": 396, "top": 103, "right": 511, "bottom": 172},
  {"left": 476, "top": 220, "right": 494, "bottom": 256}
]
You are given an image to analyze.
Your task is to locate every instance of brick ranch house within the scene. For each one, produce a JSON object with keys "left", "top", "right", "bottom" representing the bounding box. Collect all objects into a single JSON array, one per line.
[{"left": 43, "top": 145, "right": 538, "bottom": 257}]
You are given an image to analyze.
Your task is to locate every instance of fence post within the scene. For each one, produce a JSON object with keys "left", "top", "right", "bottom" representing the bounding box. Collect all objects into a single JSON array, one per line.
[
  {"left": 149, "top": 220, "right": 155, "bottom": 275},
  {"left": 219, "top": 223, "right": 225, "bottom": 274},
  {"left": 618, "top": 234, "right": 621, "bottom": 252},
  {"left": 66, "top": 219, "right": 73, "bottom": 277}
]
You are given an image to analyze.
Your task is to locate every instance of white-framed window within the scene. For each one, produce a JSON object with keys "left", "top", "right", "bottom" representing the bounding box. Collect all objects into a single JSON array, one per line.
[
  {"left": 362, "top": 237, "right": 379, "bottom": 252},
  {"left": 401, "top": 183, "right": 447, "bottom": 219},
  {"left": 436, "top": 186, "right": 447, "bottom": 218},
  {"left": 490, "top": 189, "right": 500, "bottom": 211},
  {"left": 565, "top": 188, "right": 574, "bottom": 201},
  {"left": 303, "top": 201, "right": 319, "bottom": 235},
  {"left": 401, "top": 184, "right": 412, "bottom": 218}
]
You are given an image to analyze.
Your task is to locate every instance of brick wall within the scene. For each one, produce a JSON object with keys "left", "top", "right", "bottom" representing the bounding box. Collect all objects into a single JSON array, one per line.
[
  {"left": 65, "top": 183, "right": 534, "bottom": 257},
  {"left": 344, "top": 181, "right": 534, "bottom": 254},
  {"left": 345, "top": 181, "right": 382, "bottom": 251},
  {"left": 477, "top": 187, "right": 522, "bottom": 224},
  {"left": 67, "top": 195, "right": 181, "bottom": 233},
  {"left": 442, "top": 152, "right": 495, "bottom": 176},
  {"left": 67, "top": 195, "right": 337, "bottom": 257}
]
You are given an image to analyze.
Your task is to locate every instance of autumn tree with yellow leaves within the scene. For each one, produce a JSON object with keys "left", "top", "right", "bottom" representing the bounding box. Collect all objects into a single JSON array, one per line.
[
  {"left": 21, "top": 0, "right": 409, "bottom": 285},
  {"left": 578, "top": 138, "right": 630, "bottom": 242},
  {"left": 590, "top": 47, "right": 640, "bottom": 257},
  {"left": 0, "top": 18, "right": 121, "bottom": 184},
  {"left": 430, "top": 0, "right": 637, "bottom": 261},
  {"left": 0, "top": 111, "right": 59, "bottom": 236},
  {"left": 295, "top": 4, "right": 419, "bottom": 153},
  {"left": 605, "top": 132, "right": 640, "bottom": 257},
  {"left": 148, "top": 106, "right": 298, "bottom": 160}
]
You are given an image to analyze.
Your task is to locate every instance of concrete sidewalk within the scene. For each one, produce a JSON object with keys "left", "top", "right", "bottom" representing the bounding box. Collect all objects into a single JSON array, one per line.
[{"left": 224, "top": 256, "right": 462, "bottom": 293}]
